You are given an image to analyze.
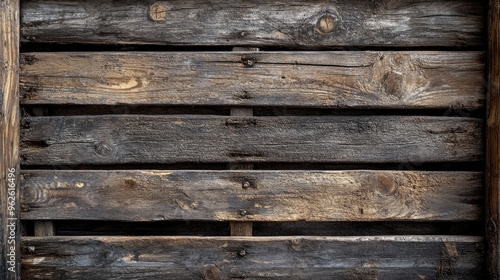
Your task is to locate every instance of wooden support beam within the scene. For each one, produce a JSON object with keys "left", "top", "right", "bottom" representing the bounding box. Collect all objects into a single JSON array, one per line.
[
  {"left": 229, "top": 47, "right": 257, "bottom": 237},
  {"left": 34, "top": 221, "right": 55, "bottom": 237},
  {"left": 0, "top": 0, "right": 20, "bottom": 279},
  {"left": 487, "top": 0, "right": 500, "bottom": 279}
]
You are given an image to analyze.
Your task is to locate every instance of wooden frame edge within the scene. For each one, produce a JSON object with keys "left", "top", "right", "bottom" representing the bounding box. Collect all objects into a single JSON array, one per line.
[{"left": 0, "top": 0, "right": 20, "bottom": 279}]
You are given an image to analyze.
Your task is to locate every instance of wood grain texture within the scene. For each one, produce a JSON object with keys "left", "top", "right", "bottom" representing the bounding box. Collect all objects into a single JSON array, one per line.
[
  {"left": 20, "top": 170, "right": 482, "bottom": 222},
  {"left": 20, "top": 115, "right": 483, "bottom": 165},
  {"left": 487, "top": 0, "right": 500, "bottom": 279},
  {"left": 34, "top": 222, "right": 54, "bottom": 237},
  {"left": 229, "top": 105, "right": 254, "bottom": 236},
  {"left": 21, "top": 236, "right": 485, "bottom": 280},
  {"left": 20, "top": 0, "right": 485, "bottom": 47},
  {"left": 0, "top": 0, "right": 20, "bottom": 279},
  {"left": 19, "top": 51, "right": 485, "bottom": 109}
]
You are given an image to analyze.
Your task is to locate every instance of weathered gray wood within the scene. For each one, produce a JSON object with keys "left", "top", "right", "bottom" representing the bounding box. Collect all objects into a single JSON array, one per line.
[
  {"left": 20, "top": 51, "right": 485, "bottom": 109},
  {"left": 0, "top": 0, "right": 20, "bottom": 279},
  {"left": 20, "top": 0, "right": 484, "bottom": 47},
  {"left": 20, "top": 170, "right": 482, "bottom": 222},
  {"left": 20, "top": 115, "right": 483, "bottom": 165},
  {"left": 487, "top": 1, "right": 500, "bottom": 279},
  {"left": 21, "top": 236, "right": 485, "bottom": 280}
]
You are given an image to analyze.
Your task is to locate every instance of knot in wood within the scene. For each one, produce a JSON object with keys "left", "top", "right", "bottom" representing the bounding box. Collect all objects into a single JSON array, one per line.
[
  {"left": 316, "top": 14, "right": 336, "bottom": 34},
  {"left": 149, "top": 2, "right": 167, "bottom": 21}
]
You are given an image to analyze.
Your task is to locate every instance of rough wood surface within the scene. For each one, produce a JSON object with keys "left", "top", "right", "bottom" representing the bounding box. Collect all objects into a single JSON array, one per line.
[
  {"left": 0, "top": 0, "right": 20, "bottom": 279},
  {"left": 229, "top": 106, "right": 254, "bottom": 236},
  {"left": 20, "top": 170, "right": 482, "bottom": 222},
  {"left": 21, "top": 236, "right": 485, "bottom": 280},
  {"left": 20, "top": 0, "right": 484, "bottom": 47},
  {"left": 34, "top": 222, "right": 54, "bottom": 237},
  {"left": 20, "top": 115, "right": 483, "bottom": 165},
  {"left": 19, "top": 51, "right": 485, "bottom": 109},
  {"left": 487, "top": 0, "right": 500, "bottom": 279}
]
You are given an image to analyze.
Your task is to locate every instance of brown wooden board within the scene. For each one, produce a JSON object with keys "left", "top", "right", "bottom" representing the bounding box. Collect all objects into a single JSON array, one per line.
[
  {"left": 20, "top": 52, "right": 485, "bottom": 109},
  {"left": 20, "top": 115, "right": 483, "bottom": 165},
  {"left": 20, "top": 170, "right": 482, "bottom": 222},
  {"left": 21, "top": 236, "right": 485, "bottom": 280},
  {"left": 0, "top": 0, "right": 20, "bottom": 279},
  {"left": 20, "top": 0, "right": 484, "bottom": 47},
  {"left": 487, "top": 0, "right": 500, "bottom": 279}
]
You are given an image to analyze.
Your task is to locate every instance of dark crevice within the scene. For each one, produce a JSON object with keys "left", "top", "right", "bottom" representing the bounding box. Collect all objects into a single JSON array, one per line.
[
  {"left": 20, "top": 162, "right": 484, "bottom": 171},
  {"left": 21, "top": 105, "right": 485, "bottom": 118},
  {"left": 20, "top": 42, "right": 486, "bottom": 53},
  {"left": 20, "top": 220, "right": 483, "bottom": 237}
]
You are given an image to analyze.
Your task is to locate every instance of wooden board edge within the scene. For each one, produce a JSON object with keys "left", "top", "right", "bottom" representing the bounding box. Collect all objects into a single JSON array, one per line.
[
  {"left": 487, "top": 0, "right": 500, "bottom": 279},
  {"left": 0, "top": 0, "right": 20, "bottom": 279}
]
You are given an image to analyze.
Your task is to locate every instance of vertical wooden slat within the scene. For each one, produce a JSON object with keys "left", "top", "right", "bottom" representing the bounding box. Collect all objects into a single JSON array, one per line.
[
  {"left": 487, "top": 0, "right": 500, "bottom": 279},
  {"left": 229, "top": 47, "right": 258, "bottom": 237},
  {"left": 0, "top": 0, "right": 20, "bottom": 279},
  {"left": 34, "top": 221, "right": 55, "bottom": 237}
]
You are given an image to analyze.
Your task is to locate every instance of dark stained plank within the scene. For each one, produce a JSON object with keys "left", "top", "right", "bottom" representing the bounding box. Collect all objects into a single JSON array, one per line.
[
  {"left": 20, "top": 170, "right": 483, "bottom": 222},
  {"left": 20, "top": 115, "right": 483, "bottom": 165},
  {"left": 487, "top": 0, "right": 500, "bottom": 279},
  {"left": 20, "top": 51, "right": 485, "bottom": 109},
  {"left": 0, "top": 0, "right": 20, "bottom": 279},
  {"left": 21, "top": 236, "right": 485, "bottom": 280},
  {"left": 20, "top": 0, "right": 485, "bottom": 47}
]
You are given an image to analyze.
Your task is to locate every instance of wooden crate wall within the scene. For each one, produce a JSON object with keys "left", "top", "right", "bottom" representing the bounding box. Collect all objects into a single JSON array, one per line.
[{"left": 16, "top": 0, "right": 487, "bottom": 279}]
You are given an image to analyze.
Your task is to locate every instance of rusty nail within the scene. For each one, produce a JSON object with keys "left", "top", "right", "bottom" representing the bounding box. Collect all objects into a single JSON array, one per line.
[
  {"left": 238, "top": 249, "right": 246, "bottom": 257},
  {"left": 242, "top": 181, "right": 251, "bottom": 189},
  {"left": 239, "top": 209, "right": 247, "bottom": 216}
]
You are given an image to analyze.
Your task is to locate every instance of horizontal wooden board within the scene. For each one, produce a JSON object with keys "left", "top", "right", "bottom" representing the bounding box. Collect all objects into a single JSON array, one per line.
[
  {"left": 21, "top": 236, "right": 485, "bottom": 280},
  {"left": 19, "top": 51, "right": 485, "bottom": 109},
  {"left": 20, "top": 0, "right": 485, "bottom": 47},
  {"left": 20, "top": 170, "right": 482, "bottom": 222},
  {"left": 20, "top": 115, "right": 483, "bottom": 165}
]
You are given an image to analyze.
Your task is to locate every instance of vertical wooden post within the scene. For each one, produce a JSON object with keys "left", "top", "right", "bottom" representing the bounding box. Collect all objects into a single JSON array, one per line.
[
  {"left": 488, "top": 0, "right": 500, "bottom": 279},
  {"left": 34, "top": 221, "right": 55, "bottom": 237},
  {"left": 229, "top": 47, "right": 258, "bottom": 237},
  {"left": 0, "top": 0, "right": 20, "bottom": 279}
]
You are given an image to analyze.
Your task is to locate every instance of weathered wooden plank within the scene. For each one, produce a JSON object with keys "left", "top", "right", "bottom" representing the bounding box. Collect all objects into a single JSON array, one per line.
[
  {"left": 20, "top": 170, "right": 482, "bottom": 222},
  {"left": 20, "top": 115, "right": 483, "bottom": 165},
  {"left": 21, "top": 236, "right": 485, "bottom": 280},
  {"left": 20, "top": 0, "right": 485, "bottom": 47},
  {"left": 0, "top": 0, "right": 20, "bottom": 279},
  {"left": 20, "top": 51, "right": 485, "bottom": 109},
  {"left": 487, "top": 0, "right": 500, "bottom": 279}
]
